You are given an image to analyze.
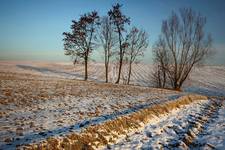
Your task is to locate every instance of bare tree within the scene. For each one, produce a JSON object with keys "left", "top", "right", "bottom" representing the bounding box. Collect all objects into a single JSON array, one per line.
[
  {"left": 152, "top": 36, "right": 169, "bottom": 88},
  {"left": 63, "top": 11, "right": 99, "bottom": 80},
  {"left": 125, "top": 27, "right": 148, "bottom": 84},
  {"left": 152, "top": 8, "right": 212, "bottom": 90},
  {"left": 108, "top": 3, "right": 130, "bottom": 84},
  {"left": 99, "top": 16, "right": 117, "bottom": 83},
  {"left": 151, "top": 64, "right": 163, "bottom": 88}
]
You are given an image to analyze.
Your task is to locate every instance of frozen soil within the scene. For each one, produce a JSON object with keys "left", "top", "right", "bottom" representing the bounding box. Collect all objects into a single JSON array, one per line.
[
  {"left": 106, "top": 99, "right": 224, "bottom": 150},
  {"left": 190, "top": 98, "right": 225, "bottom": 150},
  {"left": 0, "top": 61, "right": 225, "bottom": 149},
  {"left": 0, "top": 67, "right": 178, "bottom": 149}
]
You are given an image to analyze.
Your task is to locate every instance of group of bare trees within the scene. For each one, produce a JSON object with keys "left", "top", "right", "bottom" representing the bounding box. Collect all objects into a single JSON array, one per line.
[
  {"left": 63, "top": 4, "right": 212, "bottom": 90},
  {"left": 63, "top": 3, "right": 148, "bottom": 84}
]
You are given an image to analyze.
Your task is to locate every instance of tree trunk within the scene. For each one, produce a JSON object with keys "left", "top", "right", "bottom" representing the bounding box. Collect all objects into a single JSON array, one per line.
[
  {"left": 127, "top": 61, "right": 132, "bottom": 85},
  {"left": 84, "top": 56, "right": 88, "bottom": 81},
  {"left": 115, "top": 58, "right": 122, "bottom": 84},
  {"left": 173, "top": 82, "right": 180, "bottom": 91},
  {"left": 115, "top": 29, "right": 122, "bottom": 84},
  {"left": 162, "top": 68, "right": 166, "bottom": 88},
  {"left": 105, "top": 62, "right": 108, "bottom": 83}
]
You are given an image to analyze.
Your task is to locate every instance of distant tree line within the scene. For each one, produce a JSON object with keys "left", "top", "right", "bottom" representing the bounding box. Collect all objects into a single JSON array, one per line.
[{"left": 63, "top": 3, "right": 212, "bottom": 90}]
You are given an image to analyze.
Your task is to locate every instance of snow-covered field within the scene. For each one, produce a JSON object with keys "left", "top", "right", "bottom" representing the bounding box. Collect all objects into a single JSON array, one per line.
[
  {"left": 107, "top": 99, "right": 224, "bottom": 150},
  {"left": 0, "top": 61, "right": 224, "bottom": 149}
]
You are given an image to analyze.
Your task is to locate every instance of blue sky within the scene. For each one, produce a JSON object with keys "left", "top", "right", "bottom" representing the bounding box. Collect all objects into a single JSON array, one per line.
[{"left": 0, "top": 0, "right": 225, "bottom": 64}]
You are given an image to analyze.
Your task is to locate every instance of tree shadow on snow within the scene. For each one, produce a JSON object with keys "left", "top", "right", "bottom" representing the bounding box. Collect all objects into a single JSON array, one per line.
[{"left": 16, "top": 65, "right": 104, "bottom": 83}]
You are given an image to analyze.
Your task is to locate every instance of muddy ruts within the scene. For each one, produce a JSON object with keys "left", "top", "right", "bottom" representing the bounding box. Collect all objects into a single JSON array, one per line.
[{"left": 164, "top": 98, "right": 223, "bottom": 149}]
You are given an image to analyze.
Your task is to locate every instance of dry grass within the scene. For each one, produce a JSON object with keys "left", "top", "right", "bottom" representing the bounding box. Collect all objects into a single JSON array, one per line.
[
  {"left": 23, "top": 94, "right": 207, "bottom": 150},
  {"left": 0, "top": 72, "right": 176, "bottom": 106}
]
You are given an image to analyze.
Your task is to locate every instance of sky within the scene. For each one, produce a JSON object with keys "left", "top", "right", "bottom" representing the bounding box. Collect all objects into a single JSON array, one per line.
[{"left": 0, "top": 0, "right": 225, "bottom": 64}]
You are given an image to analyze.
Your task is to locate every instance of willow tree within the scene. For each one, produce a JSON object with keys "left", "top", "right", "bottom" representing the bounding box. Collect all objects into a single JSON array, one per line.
[
  {"left": 108, "top": 3, "right": 130, "bottom": 84},
  {"left": 153, "top": 8, "right": 212, "bottom": 90},
  {"left": 63, "top": 11, "right": 99, "bottom": 80}
]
